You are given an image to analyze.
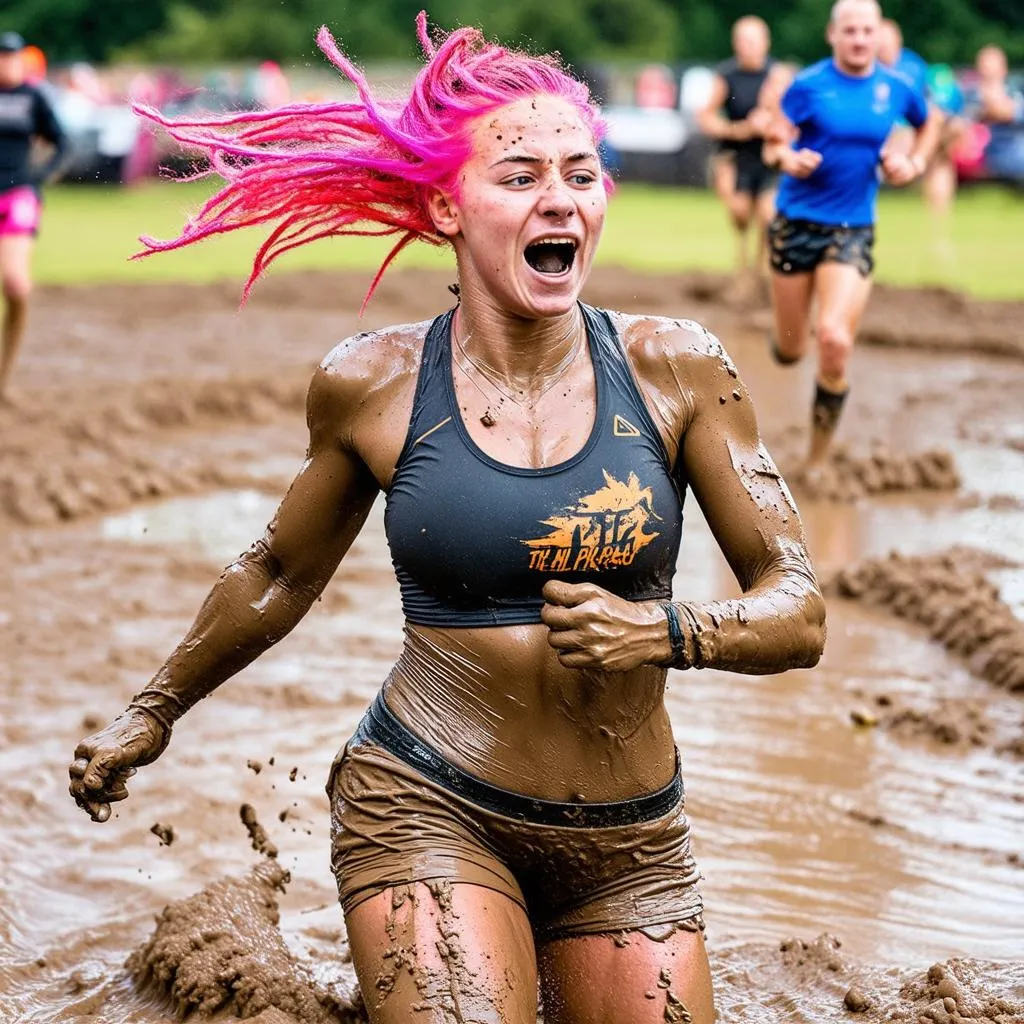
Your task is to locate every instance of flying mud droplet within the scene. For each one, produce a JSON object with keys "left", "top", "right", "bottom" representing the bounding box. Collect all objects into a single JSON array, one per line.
[
  {"left": 150, "top": 822, "right": 175, "bottom": 846},
  {"left": 240, "top": 803, "right": 278, "bottom": 859}
]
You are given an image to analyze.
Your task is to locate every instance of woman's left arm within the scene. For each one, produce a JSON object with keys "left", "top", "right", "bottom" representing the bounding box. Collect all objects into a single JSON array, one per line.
[
  {"left": 664, "top": 328, "right": 825, "bottom": 674},
  {"left": 542, "top": 322, "right": 826, "bottom": 675}
]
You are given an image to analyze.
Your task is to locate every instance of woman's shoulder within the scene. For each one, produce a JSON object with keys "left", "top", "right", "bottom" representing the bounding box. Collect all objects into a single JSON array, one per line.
[
  {"left": 312, "top": 318, "right": 433, "bottom": 399},
  {"left": 305, "top": 318, "right": 435, "bottom": 435},
  {"left": 605, "top": 309, "right": 738, "bottom": 381}
]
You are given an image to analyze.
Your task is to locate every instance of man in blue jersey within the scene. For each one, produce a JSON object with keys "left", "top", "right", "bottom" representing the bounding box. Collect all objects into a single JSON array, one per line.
[
  {"left": 762, "top": 0, "right": 942, "bottom": 467},
  {"left": 0, "top": 31, "right": 67, "bottom": 403}
]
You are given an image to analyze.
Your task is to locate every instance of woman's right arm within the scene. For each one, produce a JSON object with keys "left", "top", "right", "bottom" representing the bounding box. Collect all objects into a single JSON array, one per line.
[{"left": 69, "top": 358, "right": 380, "bottom": 821}]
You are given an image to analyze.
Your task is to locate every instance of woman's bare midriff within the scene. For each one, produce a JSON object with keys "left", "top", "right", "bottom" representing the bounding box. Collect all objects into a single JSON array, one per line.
[{"left": 382, "top": 622, "right": 678, "bottom": 803}]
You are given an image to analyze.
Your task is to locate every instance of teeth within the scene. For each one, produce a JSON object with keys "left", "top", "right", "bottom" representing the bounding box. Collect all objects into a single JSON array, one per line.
[{"left": 531, "top": 237, "right": 577, "bottom": 249}]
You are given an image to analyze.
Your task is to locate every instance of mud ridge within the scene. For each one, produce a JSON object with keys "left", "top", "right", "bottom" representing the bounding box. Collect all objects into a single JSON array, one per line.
[
  {"left": 677, "top": 272, "right": 1024, "bottom": 360},
  {"left": 127, "top": 861, "right": 364, "bottom": 1023},
  {"left": 828, "top": 548, "right": 1024, "bottom": 693},
  {"left": 789, "top": 444, "right": 960, "bottom": 502},
  {"left": 0, "top": 373, "right": 307, "bottom": 525}
]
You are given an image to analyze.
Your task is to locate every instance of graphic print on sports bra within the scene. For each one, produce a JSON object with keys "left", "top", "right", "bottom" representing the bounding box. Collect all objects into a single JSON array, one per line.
[{"left": 523, "top": 470, "right": 662, "bottom": 573}]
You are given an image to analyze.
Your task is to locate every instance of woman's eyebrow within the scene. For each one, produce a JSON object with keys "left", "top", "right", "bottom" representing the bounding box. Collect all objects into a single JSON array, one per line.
[{"left": 489, "top": 150, "right": 598, "bottom": 169}]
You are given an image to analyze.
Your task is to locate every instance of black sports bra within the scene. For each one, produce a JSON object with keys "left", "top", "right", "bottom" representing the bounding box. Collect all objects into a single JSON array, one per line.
[{"left": 384, "top": 304, "right": 685, "bottom": 627}]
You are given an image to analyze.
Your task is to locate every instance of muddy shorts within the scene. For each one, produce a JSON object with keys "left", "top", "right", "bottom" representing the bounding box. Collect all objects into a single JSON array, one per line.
[
  {"left": 327, "top": 692, "right": 704, "bottom": 943},
  {"left": 768, "top": 214, "right": 875, "bottom": 277}
]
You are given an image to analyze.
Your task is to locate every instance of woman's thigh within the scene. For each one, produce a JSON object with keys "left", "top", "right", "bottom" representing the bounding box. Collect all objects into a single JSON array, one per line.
[
  {"left": 539, "top": 926, "right": 714, "bottom": 1024},
  {"left": 345, "top": 881, "right": 539, "bottom": 1024}
]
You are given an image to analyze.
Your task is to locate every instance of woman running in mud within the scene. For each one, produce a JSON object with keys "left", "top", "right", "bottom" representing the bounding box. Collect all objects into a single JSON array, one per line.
[{"left": 69, "top": 16, "right": 825, "bottom": 1024}]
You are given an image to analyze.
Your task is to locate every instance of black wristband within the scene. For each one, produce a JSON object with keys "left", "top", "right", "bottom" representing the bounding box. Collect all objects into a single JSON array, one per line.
[
  {"left": 678, "top": 602, "right": 707, "bottom": 669},
  {"left": 661, "top": 602, "right": 691, "bottom": 670}
]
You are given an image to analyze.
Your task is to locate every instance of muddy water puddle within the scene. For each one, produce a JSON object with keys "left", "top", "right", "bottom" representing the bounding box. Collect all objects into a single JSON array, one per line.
[{"left": 76, "top": 487, "right": 1024, "bottom": 969}]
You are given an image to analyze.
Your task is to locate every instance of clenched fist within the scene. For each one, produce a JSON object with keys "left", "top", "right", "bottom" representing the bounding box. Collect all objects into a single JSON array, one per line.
[
  {"left": 540, "top": 581, "right": 671, "bottom": 672},
  {"left": 69, "top": 707, "right": 170, "bottom": 822}
]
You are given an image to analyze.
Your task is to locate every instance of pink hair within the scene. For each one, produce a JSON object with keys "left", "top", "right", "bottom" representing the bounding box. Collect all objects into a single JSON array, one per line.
[{"left": 135, "top": 12, "right": 606, "bottom": 312}]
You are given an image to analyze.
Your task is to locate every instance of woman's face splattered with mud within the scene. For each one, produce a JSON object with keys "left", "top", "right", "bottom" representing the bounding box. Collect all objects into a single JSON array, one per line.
[{"left": 430, "top": 95, "right": 607, "bottom": 320}]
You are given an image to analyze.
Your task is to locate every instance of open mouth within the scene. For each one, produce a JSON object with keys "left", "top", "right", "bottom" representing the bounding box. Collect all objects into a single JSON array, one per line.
[{"left": 524, "top": 238, "right": 578, "bottom": 276}]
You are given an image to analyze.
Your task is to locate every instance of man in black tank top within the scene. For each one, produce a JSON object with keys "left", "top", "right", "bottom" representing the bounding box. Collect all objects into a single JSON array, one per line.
[{"left": 697, "top": 16, "right": 777, "bottom": 294}]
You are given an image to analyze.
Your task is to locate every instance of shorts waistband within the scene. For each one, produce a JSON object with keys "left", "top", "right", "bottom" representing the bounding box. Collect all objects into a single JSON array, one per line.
[
  {"left": 353, "top": 691, "right": 683, "bottom": 829},
  {"left": 774, "top": 213, "right": 875, "bottom": 233}
]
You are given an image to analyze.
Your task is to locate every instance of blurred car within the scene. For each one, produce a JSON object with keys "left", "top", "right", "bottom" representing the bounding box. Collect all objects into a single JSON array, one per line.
[
  {"left": 46, "top": 82, "right": 141, "bottom": 184},
  {"left": 601, "top": 64, "right": 717, "bottom": 186}
]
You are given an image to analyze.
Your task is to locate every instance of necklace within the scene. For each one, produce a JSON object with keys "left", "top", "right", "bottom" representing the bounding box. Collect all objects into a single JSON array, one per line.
[{"left": 452, "top": 318, "right": 584, "bottom": 428}]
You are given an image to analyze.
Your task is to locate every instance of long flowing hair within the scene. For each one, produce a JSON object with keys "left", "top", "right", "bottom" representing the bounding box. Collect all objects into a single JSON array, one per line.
[{"left": 135, "top": 12, "right": 605, "bottom": 311}]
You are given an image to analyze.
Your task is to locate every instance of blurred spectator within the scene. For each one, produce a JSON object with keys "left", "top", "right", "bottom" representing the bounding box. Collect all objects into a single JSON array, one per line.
[
  {"left": 973, "top": 44, "right": 1024, "bottom": 182},
  {"left": 635, "top": 64, "right": 677, "bottom": 109},
  {"left": 877, "top": 20, "right": 929, "bottom": 94},
  {"left": 879, "top": 19, "right": 967, "bottom": 249}
]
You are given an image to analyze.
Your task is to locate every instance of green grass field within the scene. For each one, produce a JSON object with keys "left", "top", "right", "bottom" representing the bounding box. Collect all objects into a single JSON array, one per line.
[{"left": 33, "top": 180, "right": 1024, "bottom": 299}]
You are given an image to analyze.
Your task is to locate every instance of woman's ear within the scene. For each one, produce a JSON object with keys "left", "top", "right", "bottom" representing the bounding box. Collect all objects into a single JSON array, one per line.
[{"left": 427, "top": 189, "right": 460, "bottom": 238}]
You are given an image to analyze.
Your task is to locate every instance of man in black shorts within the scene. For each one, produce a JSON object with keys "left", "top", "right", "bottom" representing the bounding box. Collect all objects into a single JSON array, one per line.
[
  {"left": 698, "top": 16, "right": 776, "bottom": 285},
  {"left": 762, "top": 0, "right": 941, "bottom": 467}
]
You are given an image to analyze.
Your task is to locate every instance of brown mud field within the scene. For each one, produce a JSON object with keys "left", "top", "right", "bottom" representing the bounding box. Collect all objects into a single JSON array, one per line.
[{"left": 1, "top": 268, "right": 1023, "bottom": 1023}]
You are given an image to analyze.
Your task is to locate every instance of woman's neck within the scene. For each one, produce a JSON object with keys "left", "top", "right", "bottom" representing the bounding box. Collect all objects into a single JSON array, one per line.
[{"left": 453, "top": 290, "right": 584, "bottom": 390}]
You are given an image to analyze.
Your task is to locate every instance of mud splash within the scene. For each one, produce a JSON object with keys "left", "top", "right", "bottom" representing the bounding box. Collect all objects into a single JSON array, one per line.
[{"left": 128, "top": 861, "right": 365, "bottom": 1022}]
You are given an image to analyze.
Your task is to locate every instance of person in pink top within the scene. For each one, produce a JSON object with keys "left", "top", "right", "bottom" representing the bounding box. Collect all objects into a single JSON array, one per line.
[{"left": 0, "top": 31, "right": 67, "bottom": 402}]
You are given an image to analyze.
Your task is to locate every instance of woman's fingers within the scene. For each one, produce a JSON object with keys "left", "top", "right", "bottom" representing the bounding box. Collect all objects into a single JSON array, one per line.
[
  {"left": 540, "top": 602, "right": 580, "bottom": 630},
  {"left": 86, "top": 801, "right": 112, "bottom": 823},
  {"left": 546, "top": 629, "right": 585, "bottom": 651},
  {"left": 82, "top": 748, "right": 124, "bottom": 792},
  {"left": 541, "top": 580, "right": 605, "bottom": 607},
  {"left": 555, "top": 649, "right": 598, "bottom": 668}
]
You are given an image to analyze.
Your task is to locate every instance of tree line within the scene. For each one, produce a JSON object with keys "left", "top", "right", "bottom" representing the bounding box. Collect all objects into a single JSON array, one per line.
[{"left": 6, "top": 0, "right": 1024, "bottom": 68}]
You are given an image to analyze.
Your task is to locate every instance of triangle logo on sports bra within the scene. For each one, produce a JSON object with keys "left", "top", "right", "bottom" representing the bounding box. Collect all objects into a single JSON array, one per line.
[{"left": 613, "top": 415, "right": 641, "bottom": 437}]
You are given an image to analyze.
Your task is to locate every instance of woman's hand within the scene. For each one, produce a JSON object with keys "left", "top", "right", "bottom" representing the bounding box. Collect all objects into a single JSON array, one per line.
[
  {"left": 540, "top": 581, "right": 670, "bottom": 671},
  {"left": 68, "top": 708, "right": 170, "bottom": 823}
]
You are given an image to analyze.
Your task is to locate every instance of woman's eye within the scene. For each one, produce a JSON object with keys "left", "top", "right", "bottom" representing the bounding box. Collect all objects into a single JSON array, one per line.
[
  {"left": 569, "top": 173, "right": 596, "bottom": 185},
  {"left": 505, "top": 175, "right": 534, "bottom": 187}
]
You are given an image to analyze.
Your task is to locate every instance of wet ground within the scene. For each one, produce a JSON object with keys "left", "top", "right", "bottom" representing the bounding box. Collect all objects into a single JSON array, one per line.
[{"left": 1, "top": 268, "right": 1022, "bottom": 1022}]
